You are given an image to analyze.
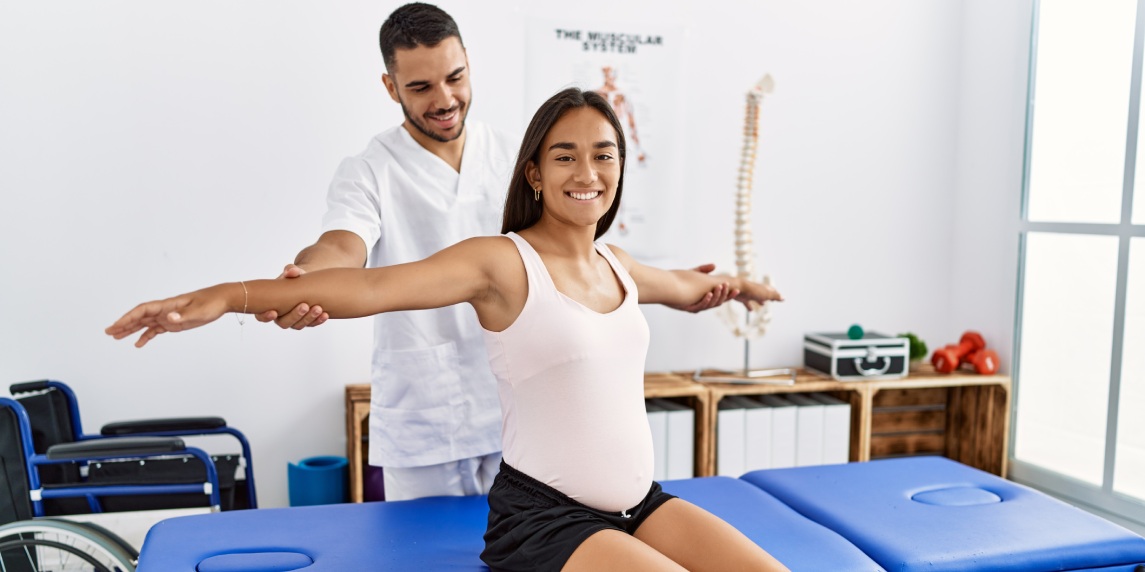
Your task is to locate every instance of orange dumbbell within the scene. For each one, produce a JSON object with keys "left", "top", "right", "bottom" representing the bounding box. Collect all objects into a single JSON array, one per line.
[
  {"left": 931, "top": 331, "right": 986, "bottom": 373},
  {"left": 963, "top": 348, "right": 999, "bottom": 375}
]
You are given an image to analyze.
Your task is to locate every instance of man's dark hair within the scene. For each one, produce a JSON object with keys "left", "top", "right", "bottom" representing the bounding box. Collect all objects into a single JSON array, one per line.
[{"left": 379, "top": 3, "right": 463, "bottom": 71}]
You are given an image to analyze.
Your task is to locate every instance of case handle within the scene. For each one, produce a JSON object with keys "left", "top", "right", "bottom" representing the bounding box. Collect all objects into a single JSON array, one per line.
[{"left": 853, "top": 356, "right": 892, "bottom": 376}]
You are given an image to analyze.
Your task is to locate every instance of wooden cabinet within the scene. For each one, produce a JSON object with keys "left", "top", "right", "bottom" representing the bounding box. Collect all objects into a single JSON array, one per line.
[
  {"left": 695, "top": 364, "right": 1010, "bottom": 477},
  {"left": 699, "top": 372, "right": 864, "bottom": 471},
  {"left": 344, "top": 364, "right": 1010, "bottom": 502},
  {"left": 344, "top": 383, "right": 371, "bottom": 503}
]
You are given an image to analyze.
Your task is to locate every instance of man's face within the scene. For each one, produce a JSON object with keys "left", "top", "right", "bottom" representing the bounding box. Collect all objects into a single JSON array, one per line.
[{"left": 383, "top": 37, "right": 471, "bottom": 144}]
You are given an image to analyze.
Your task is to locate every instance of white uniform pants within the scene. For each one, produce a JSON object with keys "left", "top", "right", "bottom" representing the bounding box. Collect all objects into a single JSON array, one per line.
[{"left": 381, "top": 452, "right": 502, "bottom": 501}]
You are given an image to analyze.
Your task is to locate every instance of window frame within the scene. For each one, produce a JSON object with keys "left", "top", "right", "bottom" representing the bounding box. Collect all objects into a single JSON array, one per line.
[{"left": 1012, "top": 0, "right": 1145, "bottom": 528}]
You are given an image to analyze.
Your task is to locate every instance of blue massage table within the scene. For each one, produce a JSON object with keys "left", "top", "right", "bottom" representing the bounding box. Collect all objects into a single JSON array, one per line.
[
  {"left": 137, "top": 457, "right": 1145, "bottom": 572},
  {"left": 742, "top": 457, "right": 1145, "bottom": 572}
]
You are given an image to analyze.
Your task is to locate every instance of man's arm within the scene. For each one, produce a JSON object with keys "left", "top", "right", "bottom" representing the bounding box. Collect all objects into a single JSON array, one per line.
[
  {"left": 256, "top": 230, "right": 368, "bottom": 329},
  {"left": 295, "top": 230, "right": 369, "bottom": 270}
]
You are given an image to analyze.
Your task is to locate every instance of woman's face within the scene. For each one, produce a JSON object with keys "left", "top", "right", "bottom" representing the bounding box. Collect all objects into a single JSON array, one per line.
[{"left": 527, "top": 107, "right": 622, "bottom": 231}]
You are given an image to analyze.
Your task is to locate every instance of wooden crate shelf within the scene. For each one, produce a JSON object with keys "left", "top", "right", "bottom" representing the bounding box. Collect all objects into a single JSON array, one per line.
[
  {"left": 693, "top": 369, "right": 867, "bottom": 468},
  {"left": 690, "top": 364, "right": 1009, "bottom": 477},
  {"left": 344, "top": 383, "right": 371, "bottom": 504}
]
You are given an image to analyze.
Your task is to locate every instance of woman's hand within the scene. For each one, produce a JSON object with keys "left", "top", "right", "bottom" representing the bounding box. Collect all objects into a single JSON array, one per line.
[{"left": 105, "top": 284, "right": 236, "bottom": 348}]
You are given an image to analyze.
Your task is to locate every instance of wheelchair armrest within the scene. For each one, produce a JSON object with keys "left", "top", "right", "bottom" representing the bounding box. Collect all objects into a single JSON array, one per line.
[
  {"left": 46, "top": 436, "right": 187, "bottom": 460},
  {"left": 101, "top": 416, "right": 227, "bottom": 436},
  {"left": 10, "top": 380, "right": 50, "bottom": 394}
]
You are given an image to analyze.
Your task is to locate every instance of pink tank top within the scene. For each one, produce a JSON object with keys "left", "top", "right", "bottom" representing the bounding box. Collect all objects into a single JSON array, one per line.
[{"left": 482, "top": 232, "right": 654, "bottom": 512}]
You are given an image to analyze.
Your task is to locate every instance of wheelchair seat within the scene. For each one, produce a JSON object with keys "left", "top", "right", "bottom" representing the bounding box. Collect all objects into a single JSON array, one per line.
[{"left": 9, "top": 380, "right": 257, "bottom": 513}]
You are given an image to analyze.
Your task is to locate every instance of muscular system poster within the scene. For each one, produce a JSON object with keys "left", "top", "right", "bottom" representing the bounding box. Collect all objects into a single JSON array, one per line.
[{"left": 525, "top": 21, "right": 686, "bottom": 266}]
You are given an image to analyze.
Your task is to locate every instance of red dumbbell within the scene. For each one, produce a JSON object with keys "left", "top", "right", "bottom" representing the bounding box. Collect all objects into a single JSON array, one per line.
[
  {"left": 931, "top": 331, "right": 986, "bottom": 373},
  {"left": 963, "top": 348, "right": 999, "bottom": 375}
]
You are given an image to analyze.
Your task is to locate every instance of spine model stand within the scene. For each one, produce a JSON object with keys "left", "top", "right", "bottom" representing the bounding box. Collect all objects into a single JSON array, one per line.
[{"left": 699, "top": 75, "right": 792, "bottom": 385}]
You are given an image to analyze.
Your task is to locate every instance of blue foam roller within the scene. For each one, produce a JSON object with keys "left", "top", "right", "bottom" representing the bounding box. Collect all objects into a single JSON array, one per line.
[{"left": 288, "top": 456, "right": 348, "bottom": 507}]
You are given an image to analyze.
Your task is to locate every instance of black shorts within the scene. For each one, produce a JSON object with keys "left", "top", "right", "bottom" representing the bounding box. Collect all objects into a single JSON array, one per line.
[{"left": 480, "top": 461, "right": 676, "bottom": 572}]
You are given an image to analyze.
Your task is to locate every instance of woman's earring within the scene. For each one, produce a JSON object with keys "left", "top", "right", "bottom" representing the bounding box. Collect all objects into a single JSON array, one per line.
[{"left": 534, "top": 187, "right": 541, "bottom": 201}]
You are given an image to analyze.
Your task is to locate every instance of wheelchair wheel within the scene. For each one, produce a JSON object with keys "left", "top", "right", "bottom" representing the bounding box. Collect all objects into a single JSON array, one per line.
[{"left": 0, "top": 519, "right": 136, "bottom": 571}]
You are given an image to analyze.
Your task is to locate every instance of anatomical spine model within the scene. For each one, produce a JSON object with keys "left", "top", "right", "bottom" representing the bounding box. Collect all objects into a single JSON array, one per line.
[{"left": 719, "top": 75, "right": 775, "bottom": 340}]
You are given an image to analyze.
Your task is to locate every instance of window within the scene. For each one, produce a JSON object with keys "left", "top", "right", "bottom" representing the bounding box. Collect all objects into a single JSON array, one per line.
[{"left": 1014, "top": 0, "right": 1145, "bottom": 526}]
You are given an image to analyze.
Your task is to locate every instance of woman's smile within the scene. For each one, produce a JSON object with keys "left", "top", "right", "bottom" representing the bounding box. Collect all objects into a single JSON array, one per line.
[{"left": 567, "top": 190, "right": 603, "bottom": 201}]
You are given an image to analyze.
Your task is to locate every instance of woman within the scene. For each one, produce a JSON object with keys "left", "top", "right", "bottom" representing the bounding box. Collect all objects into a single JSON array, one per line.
[{"left": 107, "top": 88, "right": 787, "bottom": 572}]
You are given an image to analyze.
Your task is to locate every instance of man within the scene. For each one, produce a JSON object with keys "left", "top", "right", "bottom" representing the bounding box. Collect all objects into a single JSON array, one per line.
[{"left": 258, "top": 3, "right": 734, "bottom": 501}]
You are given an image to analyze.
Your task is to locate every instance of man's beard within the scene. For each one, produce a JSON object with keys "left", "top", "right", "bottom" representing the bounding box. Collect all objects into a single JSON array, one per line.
[{"left": 400, "top": 97, "right": 468, "bottom": 143}]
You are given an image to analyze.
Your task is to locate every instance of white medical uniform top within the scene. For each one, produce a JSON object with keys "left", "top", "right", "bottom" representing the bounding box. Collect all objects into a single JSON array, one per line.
[{"left": 321, "top": 120, "right": 515, "bottom": 468}]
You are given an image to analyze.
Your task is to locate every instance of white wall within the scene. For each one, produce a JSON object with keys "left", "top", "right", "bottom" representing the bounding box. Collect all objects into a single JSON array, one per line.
[
  {"left": 950, "top": 0, "right": 1033, "bottom": 373},
  {"left": 0, "top": 0, "right": 1028, "bottom": 507}
]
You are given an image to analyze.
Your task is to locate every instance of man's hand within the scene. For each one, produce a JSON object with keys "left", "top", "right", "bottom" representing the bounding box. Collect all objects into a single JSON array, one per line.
[
  {"left": 672, "top": 263, "right": 740, "bottom": 313},
  {"left": 254, "top": 264, "right": 329, "bottom": 329}
]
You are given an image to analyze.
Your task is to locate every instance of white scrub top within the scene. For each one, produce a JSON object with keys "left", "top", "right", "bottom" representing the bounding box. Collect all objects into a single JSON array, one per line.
[{"left": 321, "top": 120, "right": 515, "bottom": 468}]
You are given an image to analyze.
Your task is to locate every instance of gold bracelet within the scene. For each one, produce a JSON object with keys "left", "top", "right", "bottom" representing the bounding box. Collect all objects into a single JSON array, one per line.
[{"left": 235, "top": 281, "right": 248, "bottom": 326}]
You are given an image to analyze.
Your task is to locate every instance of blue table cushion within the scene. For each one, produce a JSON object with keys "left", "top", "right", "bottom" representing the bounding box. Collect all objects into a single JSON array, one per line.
[
  {"left": 740, "top": 457, "right": 1145, "bottom": 572},
  {"left": 139, "top": 477, "right": 885, "bottom": 571},
  {"left": 138, "top": 495, "right": 490, "bottom": 572},
  {"left": 663, "top": 476, "right": 884, "bottom": 571}
]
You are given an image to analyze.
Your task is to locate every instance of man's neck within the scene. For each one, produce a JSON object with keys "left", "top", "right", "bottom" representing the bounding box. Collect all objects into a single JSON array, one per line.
[{"left": 403, "top": 121, "right": 466, "bottom": 173}]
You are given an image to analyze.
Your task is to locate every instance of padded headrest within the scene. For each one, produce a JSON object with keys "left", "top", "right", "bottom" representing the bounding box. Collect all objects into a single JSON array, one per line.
[
  {"left": 196, "top": 551, "right": 313, "bottom": 572},
  {"left": 911, "top": 486, "right": 1002, "bottom": 506}
]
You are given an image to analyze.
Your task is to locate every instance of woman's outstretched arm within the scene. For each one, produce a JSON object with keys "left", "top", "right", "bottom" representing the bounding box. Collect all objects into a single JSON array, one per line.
[
  {"left": 106, "top": 237, "right": 501, "bottom": 348},
  {"left": 608, "top": 245, "right": 783, "bottom": 310}
]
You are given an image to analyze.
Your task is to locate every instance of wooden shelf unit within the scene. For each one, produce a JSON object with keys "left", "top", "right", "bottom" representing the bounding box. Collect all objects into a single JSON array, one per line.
[
  {"left": 694, "top": 364, "right": 1010, "bottom": 477},
  {"left": 344, "top": 365, "right": 1010, "bottom": 502},
  {"left": 696, "top": 370, "right": 865, "bottom": 473},
  {"left": 344, "top": 383, "right": 371, "bottom": 503}
]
